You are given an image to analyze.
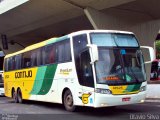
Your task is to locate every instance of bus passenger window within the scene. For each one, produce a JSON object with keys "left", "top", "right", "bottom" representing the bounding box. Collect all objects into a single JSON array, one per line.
[
  {"left": 44, "top": 45, "right": 56, "bottom": 64},
  {"left": 57, "top": 43, "right": 64, "bottom": 63},
  {"left": 22, "top": 52, "right": 31, "bottom": 68},
  {"left": 49, "top": 46, "right": 55, "bottom": 63},
  {"left": 31, "top": 50, "right": 37, "bottom": 67},
  {"left": 4, "top": 59, "right": 8, "bottom": 71},
  {"left": 64, "top": 40, "right": 71, "bottom": 62},
  {"left": 15, "top": 55, "right": 22, "bottom": 70},
  {"left": 42, "top": 47, "right": 46, "bottom": 65},
  {"left": 37, "top": 48, "right": 42, "bottom": 66},
  {"left": 11, "top": 57, "right": 15, "bottom": 70}
]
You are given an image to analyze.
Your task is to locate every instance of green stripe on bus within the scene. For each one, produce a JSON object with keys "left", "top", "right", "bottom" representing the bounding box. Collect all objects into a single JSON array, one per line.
[
  {"left": 47, "top": 35, "right": 69, "bottom": 45},
  {"left": 30, "top": 66, "right": 47, "bottom": 95},
  {"left": 124, "top": 84, "right": 135, "bottom": 93},
  {"left": 37, "top": 64, "right": 57, "bottom": 95},
  {"left": 131, "top": 83, "right": 141, "bottom": 91}
]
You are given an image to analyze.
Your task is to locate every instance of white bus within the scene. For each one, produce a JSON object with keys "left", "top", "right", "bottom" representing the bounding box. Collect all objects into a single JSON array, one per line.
[
  {"left": 0, "top": 51, "right": 5, "bottom": 96},
  {"left": 3, "top": 30, "right": 154, "bottom": 111}
]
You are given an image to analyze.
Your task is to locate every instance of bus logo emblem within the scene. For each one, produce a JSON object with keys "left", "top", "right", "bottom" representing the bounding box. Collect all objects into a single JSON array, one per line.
[{"left": 82, "top": 93, "right": 91, "bottom": 104}]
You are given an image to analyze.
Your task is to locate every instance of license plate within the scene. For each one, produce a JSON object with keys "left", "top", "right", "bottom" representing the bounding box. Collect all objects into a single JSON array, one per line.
[{"left": 122, "top": 97, "right": 131, "bottom": 102}]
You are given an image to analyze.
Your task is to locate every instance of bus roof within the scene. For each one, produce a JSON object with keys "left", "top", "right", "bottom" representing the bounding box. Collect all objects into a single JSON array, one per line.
[
  {"left": 5, "top": 30, "right": 134, "bottom": 58},
  {"left": 69, "top": 30, "right": 134, "bottom": 36}
]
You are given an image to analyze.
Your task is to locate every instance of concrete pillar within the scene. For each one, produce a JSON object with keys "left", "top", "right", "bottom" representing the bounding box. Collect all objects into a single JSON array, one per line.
[{"left": 84, "top": 7, "right": 160, "bottom": 81}]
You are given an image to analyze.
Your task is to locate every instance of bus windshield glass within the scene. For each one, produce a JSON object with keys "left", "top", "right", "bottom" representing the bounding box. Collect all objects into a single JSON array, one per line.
[
  {"left": 90, "top": 33, "right": 139, "bottom": 47},
  {"left": 90, "top": 33, "right": 146, "bottom": 85}
]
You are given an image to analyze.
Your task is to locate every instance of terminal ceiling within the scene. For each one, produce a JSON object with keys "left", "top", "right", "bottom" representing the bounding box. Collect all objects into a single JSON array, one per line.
[{"left": 0, "top": 0, "right": 160, "bottom": 50}]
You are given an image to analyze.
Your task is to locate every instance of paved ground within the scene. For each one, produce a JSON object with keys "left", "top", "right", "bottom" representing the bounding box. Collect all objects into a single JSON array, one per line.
[{"left": 0, "top": 96, "right": 160, "bottom": 120}]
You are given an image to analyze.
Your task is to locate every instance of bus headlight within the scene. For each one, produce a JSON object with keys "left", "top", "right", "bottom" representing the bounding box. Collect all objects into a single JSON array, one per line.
[
  {"left": 95, "top": 88, "right": 112, "bottom": 94},
  {"left": 140, "top": 86, "right": 146, "bottom": 92}
]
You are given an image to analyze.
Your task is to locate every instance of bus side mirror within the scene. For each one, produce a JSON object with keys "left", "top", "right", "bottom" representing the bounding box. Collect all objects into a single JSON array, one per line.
[
  {"left": 140, "top": 46, "right": 155, "bottom": 64},
  {"left": 87, "top": 44, "right": 99, "bottom": 64}
]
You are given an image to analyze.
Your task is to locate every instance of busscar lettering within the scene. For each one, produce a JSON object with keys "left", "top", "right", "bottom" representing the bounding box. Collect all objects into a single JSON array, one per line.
[
  {"left": 15, "top": 70, "right": 32, "bottom": 79},
  {"left": 113, "top": 86, "right": 123, "bottom": 90}
]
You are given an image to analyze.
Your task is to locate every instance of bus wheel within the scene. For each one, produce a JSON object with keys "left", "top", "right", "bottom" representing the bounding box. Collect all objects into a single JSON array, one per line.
[
  {"left": 63, "top": 90, "right": 76, "bottom": 112},
  {"left": 17, "top": 89, "right": 23, "bottom": 103},
  {"left": 12, "top": 90, "right": 18, "bottom": 103}
]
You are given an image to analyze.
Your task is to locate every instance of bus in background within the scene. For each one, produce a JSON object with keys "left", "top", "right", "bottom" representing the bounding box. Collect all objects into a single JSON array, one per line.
[
  {"left": 0, "top": 50, "right": 5, "bottom": 96},
  {"left": 3, "top": 30, "right": 154, "bottom": 111}
]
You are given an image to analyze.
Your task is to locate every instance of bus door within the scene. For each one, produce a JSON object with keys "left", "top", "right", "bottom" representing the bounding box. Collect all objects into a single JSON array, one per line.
[{"left": 73, "top": 34, "right": 95, "bottom": 105}]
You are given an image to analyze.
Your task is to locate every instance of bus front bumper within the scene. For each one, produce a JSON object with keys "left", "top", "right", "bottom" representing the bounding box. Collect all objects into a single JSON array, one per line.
[{"left": 94, "top": 91, "right": 146, "bottom": 108}]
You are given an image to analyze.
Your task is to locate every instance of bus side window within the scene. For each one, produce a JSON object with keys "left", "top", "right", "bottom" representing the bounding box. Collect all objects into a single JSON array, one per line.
[
  {"left": 49, "top": 45, "right": 55, "bottom": 64},
  {"left": 9, "top": 57, "right": 15, "bottom": 70},
  {"left": 64, "top": 40, "right": 71, "bottom": 62},
  {"left": 37, "top": 48, "right": 42, "bottom": 66},
  {"left": 45, "top": 44, "right": 56, "bottom": 64},
  {"left": 8, "top": 58, "right": 12, "bottom": 71},
  {"left": 31, "top": 50, "right": 37, "bottom": 67},
  {"left": 56, "top": 39, "right": 71, "bottom": 63},
  {"left": 42, "top": 47, "right": 46, "bottom": 65},
  {"left": 57, "top": 43, "right": 64, "bottom": 63},
  {"left": 8, "top": 57, "right": 13, "bottom": 71},
  {"left": 15, "top": 54, "right": 22, "bottom": 70},
  {"left": 4, "top": 59, "right": 8, "bottom": 71},
  {"left": 22, "top": 52, "right": 31, "bottom": 68}
]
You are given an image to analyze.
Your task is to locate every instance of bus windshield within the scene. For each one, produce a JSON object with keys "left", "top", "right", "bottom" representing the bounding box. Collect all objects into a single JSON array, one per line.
[
  {"left": 90, "top": 33, "right": 139, "bottom": 47},
  {"left": 90, "top": 33, "right": 146, "bottom": 85}
]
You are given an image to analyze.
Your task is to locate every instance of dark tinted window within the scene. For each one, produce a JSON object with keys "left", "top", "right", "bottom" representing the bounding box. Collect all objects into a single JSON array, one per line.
[
  {"left": 7, "top": 57, "right": 15, "bottom": 71},
  {"left": 37, "top": 48, "right": 42, "bottom": 66},
  {"left": 15, "top": 55, "right": 21, "bottom": 70},
  {"left": 42, "top": 47, "right": 46, "bottom": 65},
  {"left": 64, "top": 41, "right": 71, "bottom": 61},
  {"left": 57, "top": 40, "right": 71, "bottom": 63},
  {"left": 4, "top": 59, "right": 8, "bottom": 71},
  {"left": 80, "top": 50, "right": 94, "bottom": 87},
  {"left": 0, "top": 56, "right": 4, "bottom": 70},
  {"left": 31, "top": 49, "right": 42, "bottom": 67},
  {"left": 45, "top": 44, "right": 56, "bottom": 64},
  {"left": 31, "top": 50, "right": 37, "bottom": 66},
  {"left": 22, "top": 52, "right": 31, "bottom": 68},
  {"left": 73, "top": 34, "right": 88, "bottom": 86},
  {"left": 4, "top": 39, "right": 71, "bottom": 70},
  {"left": 57, "top": 43, "right": 64, "bottom": 62}
]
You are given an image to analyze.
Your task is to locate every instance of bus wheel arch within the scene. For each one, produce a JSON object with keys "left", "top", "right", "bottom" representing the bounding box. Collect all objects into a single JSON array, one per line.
[
  {"left": 62, "top": 88, "right": 76, "bottom": 112},
  {"left": 17, "top": 88, "right": 23, "bottom": 103}
]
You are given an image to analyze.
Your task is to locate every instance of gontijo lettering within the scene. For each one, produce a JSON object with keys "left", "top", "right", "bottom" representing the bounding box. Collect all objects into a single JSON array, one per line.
[{"left": 15, "top": 70, "right": 32, "bottom": 79}]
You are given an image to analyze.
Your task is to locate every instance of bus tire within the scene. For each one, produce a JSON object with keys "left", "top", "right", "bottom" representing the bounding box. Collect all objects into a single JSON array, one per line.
[
  {"left": 17, "top": 89, "right": 23, "bottom": 103},
  {"left": 12, "top": 90, "right": 18, "bottom": 103},
  {"left": 63, "top": 89, "right": 76, "bottom": 112}
]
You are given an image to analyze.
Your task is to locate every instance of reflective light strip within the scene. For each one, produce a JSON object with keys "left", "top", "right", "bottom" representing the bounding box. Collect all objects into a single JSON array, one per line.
[{"left": 0, "top": 0, "right": 29, "bottom": 14}]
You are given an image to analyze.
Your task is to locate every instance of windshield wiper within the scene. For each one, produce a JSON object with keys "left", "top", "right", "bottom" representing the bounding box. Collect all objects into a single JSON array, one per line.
[{"left": 112, "top": 34, "right": 119, "bottom": 47}]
